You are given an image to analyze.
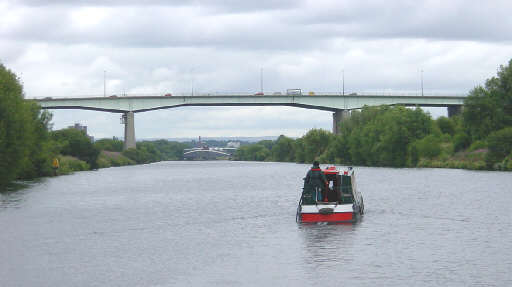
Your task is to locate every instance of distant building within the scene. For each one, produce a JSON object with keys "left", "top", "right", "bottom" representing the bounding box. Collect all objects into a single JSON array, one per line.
[
  {"left": 227, "top": 141, "right": 240, "bottom": 148},
  {"left": 68, "top": 123, "right": 94, "bottom": 142},
  {"left": 68, "top": 123, "right": 87, "bottom": 134}
]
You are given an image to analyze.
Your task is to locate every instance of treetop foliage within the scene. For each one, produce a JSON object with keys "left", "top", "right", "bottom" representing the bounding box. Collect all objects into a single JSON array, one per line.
[
  {"left": 0, "top": 64, "right": 56, "bottom": 187},
  {"left": 464, "top": 59, "right": 512, "bottom": 140}
]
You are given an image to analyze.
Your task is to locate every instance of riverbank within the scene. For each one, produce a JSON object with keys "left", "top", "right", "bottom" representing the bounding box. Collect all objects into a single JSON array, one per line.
[
  {"left": 417, "top": 149, "right": 512, "bottom": 171},
  {"left": 49, "top": 139, "right": 190, "bottom": 176},
  {"left": 233, "top": 130, "right": 512, "bottom": 172},
  {"left": 56, "top": 151, "right": 136, "bottom": 175}
]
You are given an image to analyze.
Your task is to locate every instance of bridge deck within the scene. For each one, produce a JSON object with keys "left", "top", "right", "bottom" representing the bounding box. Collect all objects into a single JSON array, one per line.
[{"left": 34, "top": 94, "right": 465, "bottom": 113}]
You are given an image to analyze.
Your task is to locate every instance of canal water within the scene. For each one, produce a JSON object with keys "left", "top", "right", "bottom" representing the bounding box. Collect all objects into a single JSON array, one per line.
[{"left": 1, "top": 161, "right": 511, "bottom": 286}]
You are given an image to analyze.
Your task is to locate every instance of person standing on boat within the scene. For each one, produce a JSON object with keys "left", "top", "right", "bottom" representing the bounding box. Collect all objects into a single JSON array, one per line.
[{"left": 304, "top": 161, "right": 328, "bottom": 201}]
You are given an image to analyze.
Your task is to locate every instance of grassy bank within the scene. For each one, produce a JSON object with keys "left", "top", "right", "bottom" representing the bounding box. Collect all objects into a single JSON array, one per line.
[
  {"left": 97, "top": 150, "right": 136, "bottom": 168},
  {"left": 51, "top": 138, "right": 190, "bottom": 176}
]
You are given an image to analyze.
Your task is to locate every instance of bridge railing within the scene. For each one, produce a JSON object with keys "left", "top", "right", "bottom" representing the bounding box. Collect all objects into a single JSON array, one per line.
[{"left": 32, "top": 91, "right": 467, "bottom": 99}]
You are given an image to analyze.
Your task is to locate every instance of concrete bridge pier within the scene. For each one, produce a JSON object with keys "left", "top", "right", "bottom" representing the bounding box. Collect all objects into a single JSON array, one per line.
[
  {"left": 123, "top": 111, "right": 136, "bottom": 150},
  {"left": 333, "top": 109, "right": 351, "bottom": 134},
  {"left": 447, "top": 105, "right": 463, "bottom": 118}
]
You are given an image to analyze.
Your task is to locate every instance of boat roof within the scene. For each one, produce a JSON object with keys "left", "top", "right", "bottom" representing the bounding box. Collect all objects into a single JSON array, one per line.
[{"left": 322, "top": 166, "right": 339, "bottom": 175}]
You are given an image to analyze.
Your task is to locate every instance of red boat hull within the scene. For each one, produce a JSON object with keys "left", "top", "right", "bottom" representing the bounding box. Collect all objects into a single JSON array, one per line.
[{"left": 301, "top": 212, "right": 354, "bottom": 223}]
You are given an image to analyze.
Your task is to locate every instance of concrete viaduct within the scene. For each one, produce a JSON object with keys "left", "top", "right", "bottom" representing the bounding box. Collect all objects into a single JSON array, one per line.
[{"left": 34, "top": 94, "right": 465, "bottom": 150}]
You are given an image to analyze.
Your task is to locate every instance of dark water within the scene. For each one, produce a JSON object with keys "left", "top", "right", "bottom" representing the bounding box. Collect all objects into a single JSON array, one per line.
[{"left": 1, "top": 161, "right": 511, "bottom": 286}]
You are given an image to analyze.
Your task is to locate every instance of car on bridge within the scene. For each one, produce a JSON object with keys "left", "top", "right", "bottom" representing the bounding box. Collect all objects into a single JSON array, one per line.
[
  {"left": 164, "top": 93, "right": 173, "bottom": 97},
  {"left": 286, "top": 89, "right": 302, "bottom": 96}
]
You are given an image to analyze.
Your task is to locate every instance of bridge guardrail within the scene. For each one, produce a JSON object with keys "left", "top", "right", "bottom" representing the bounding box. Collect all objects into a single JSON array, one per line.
[{"left": 32, "top": 91, "right": 467, "bottom": 99}]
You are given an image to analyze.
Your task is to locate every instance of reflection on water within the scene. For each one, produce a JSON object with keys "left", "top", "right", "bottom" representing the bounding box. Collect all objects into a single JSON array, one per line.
[
  {"left": 299, "top": 223, "right": 356, "bottom": 266},
  {"left": 0, "top": 180, "right": 41, "bottom": 210},
  {"left": 0, "top": 162, "right": 511, "bottom": 286}
]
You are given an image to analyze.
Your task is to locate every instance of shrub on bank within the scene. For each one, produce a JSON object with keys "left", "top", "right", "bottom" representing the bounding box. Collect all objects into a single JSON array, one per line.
[
  {"left": 58, "top": 156, "right": 89, "bottom": 175},
  {"left": 468, "top": 140, "right": 487, "bottom": 152},
  {"left": 436, "top": 116, "right": 456, "bottom": 136},
  {"left": 51, "top": 128, "right": 100, "bottom": 169},
  {"left": 453, "top": 132, "right": 471, "bottom": 152},
  {"left": 415, "top": 135, "right": 442, "bottom": 159},
  {"left": 417, "top": 158, "right": 486, "bottom": 170},
  {"left": 97, "top": 151, "right": 135, "bottom": 168},
  {"left": 94, "top": 138, "right": 124, "bottom": 152},
  {"left": 486, "top": 127, "right": 512, "bottom": 168}
]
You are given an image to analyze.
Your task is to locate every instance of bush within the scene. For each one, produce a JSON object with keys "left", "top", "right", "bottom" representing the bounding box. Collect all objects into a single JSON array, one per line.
[
  {"left": 453, "top": 132, "right": 471, "bottom": 152},
  {"left": 468, "top": 140, "right": 487, "bottom": 152},
  {"left": 486, "top": 127, "right": 512, "bottom": 167},
  {"left": 58, "top": 156, "right": 90, "bottom": 174},
  {"left": 436, "top": 116, "right": 456, "bottom": 136},
  {"left": 505, "top": 153, "right": 512, "bottom": 171},
  {"left": 270, "top": 135, "right": 295, "bottom": 162},
  {"left": 51, "top": 128, "right": 100, "bottom": 169},
  {"left": 94, "top": 138, "right": 124, "bottom": 152},
  {"left": 415, "top": 135, "right": 442, "bottom": 159},
  {"left": 97, "top": 151, "right": 135, "bottom": 168},
  {"left": 463, "top": 59, "right": 512, "bottom": 140},
  {"left": 302, "top": 129, "right": 333, "bottom": 163},
  {"left": 233, "top": 144, "right": 270, "bottom": 161},
  {"left": 407, "top": 142, "right": 419, "bottom": 167}
]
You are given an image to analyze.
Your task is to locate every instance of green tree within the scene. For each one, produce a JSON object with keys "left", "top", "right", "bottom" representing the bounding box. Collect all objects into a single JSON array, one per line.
[
  {"left": 271, "top": 135, "right": 295, "bottom": 162},
  {"left": 0, "top": 63, "right": 55, "bottom": 187},
  {"left": 94, "top": 138, "right": 124, "bottom": 152},
  {"left": 463, "top": 59, "right": 512, "bottom": 140},
  {"left": 319, "top": 134, "right": 349, "bottom": 164},
  {"left": 51, "top": 128, "right": 100, "bottom": 169},
  {"left": 258, "top": 140, "right": 274, "bottom": 151},
  {"left": 233, "top": 144, "right": 270, "bottom": 161},
  {"left": 486, "top": 127, "right": 512, "bottom": 167},
  {"left": 302, "top": 129, "right": 333, "bottom": 163},
  {"left": 414, "top": 134, "right": 442, "bottom": 159},
  {"left": 293, "top": 138, "right": 306, "bottom": 163},
  {"left": 342, "top": 106, "right": 432, "bottom": 167},
  {"left": 436, "top": 116, "right": 456, "bottom": 136},
  {"left": 122, "top": 141, "right": 165, "bottom": 164},
  {"left": 453, "top": 132, "right": 471, "bottom": 152},
  {"left": 0, "top": 64, "right": 29, "bottom": 187},
  {"left": 17, "top": 103, "right": 55, "bottom": 179},
  {"left": 151, "top": 140, "right": 189, "bottom": 160}
]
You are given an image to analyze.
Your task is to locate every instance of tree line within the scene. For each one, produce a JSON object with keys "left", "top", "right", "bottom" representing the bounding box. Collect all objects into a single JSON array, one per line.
[
  {"left": 235, "top": 59, "right": 512, "bottom": 170},
  {"left": 0, "top": 63, "right": 191, "bottom": 189},
  {"left": 2, "top": 59, "right": 511, "bottom": 188}
]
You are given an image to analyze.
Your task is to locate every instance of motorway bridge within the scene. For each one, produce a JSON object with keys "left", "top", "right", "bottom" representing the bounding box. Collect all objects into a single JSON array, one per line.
[{"left": 34, "top": 94, "right": 465, "bottom": 150}]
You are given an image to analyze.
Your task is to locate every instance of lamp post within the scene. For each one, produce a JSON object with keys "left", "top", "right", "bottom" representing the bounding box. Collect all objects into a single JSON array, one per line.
[
  {"left": 342, "top": 69, "right": 345, "bottom": 96},
  {"left": 421, "top": 69, "right": 424, "bottom": 97},
  {"left": 103, "top": 70, "right": 106, "bottom": 97},
  {"left": 190, "top": 67, "right": 196, "bottom": 96},
  {"left": 260, "top": 68, "right": 263, "bottom": 94}
]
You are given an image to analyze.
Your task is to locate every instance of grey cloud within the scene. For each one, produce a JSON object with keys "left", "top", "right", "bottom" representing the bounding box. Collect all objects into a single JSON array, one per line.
[
  {"left": 14, "top": 0, "right": 301, "bottom": 13},
  {"left": 293, "top": 0, "right": 512, "bottom": 42},
  {"left": 2, "top": 5, "right": 324, "bottom": 51},
  {"left": 4, "top": 0, "right": 511, "bottom": 54},
  {"left": 2, "top": 0, "right": 511, "bottom": 139}
]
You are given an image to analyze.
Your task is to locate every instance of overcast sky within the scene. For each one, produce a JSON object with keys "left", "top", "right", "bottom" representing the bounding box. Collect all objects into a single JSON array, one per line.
[{"left": 2, "top": 0, "right": 511, "bottom": 140}]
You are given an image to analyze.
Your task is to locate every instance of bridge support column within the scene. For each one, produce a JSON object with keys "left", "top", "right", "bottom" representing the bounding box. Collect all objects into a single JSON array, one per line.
[
  {"left": 447, "top": 105, "right": 463, "bottom": 118},
  {"left": 333, "top": 109, "right": 350, "bottom": 134},
  {"left": 123, "top": 111, "right": 136, "bottom": 150}
]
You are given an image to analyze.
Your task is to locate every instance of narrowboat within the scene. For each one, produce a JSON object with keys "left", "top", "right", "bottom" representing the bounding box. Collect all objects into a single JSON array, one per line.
[{"left": 297, "top": 166, "right": 364, "bottom": 223}]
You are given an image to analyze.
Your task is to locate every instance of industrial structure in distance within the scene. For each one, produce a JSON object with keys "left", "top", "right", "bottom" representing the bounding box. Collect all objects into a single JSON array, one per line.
[{"left": 183, "top": 137, "right": 238, "bottom": 160}]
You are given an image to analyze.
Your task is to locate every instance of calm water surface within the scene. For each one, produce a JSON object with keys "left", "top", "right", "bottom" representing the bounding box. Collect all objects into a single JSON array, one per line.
[{"left": 1, "top": 161, "right": 511, "bottom": 286}]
